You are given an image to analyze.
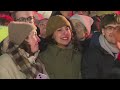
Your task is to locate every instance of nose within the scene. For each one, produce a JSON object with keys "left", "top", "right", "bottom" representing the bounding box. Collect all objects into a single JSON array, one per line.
[
  {"left": 37, "top": 36, "right": 41, "bottom": 42},
  {"left": 62, "top": 29, "right": 67, "bottom": 34}
]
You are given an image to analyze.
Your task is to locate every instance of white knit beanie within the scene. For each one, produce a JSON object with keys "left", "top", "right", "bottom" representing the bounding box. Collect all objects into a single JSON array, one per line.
[
  {"left": 70, "top": 14, "right": 94, "bottom": 34},
  {"left": 38, "top": 11, "right": 52, "bottom": 19}
]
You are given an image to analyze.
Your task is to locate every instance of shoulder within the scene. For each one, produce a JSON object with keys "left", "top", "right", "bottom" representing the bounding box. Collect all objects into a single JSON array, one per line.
[
  {"left": 0, "top": 53, "right": 14, "bottom": 66},
  {"left": 0, "top": 37, "right": 9, "bottom": 53}
]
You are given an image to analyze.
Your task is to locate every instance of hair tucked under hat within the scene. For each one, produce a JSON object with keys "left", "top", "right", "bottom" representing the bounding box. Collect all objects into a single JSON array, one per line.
[
  {"left": 8, "top": 21, "right": 37, "bottom": 45},
  {"left": 70, "top": 14, "right": 94, "bottom": 35},
  {"left": 46, "top": 15, "right": 72, "bottom": 37}
]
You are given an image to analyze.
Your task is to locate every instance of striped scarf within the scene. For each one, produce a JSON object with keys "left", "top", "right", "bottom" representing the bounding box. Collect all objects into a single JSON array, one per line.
[{"left": 7, "top": 44, "right": 44, "bottom": 79}]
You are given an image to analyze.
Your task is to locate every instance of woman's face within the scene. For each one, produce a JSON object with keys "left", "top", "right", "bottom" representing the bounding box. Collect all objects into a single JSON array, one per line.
[
  {"left": 26, "top": 30, "right": 40, "bottom": 53},
  {"left": 52, "top": 26, "right": 72, "bottom": 48},
  {"left": 74, "top": 21, "right": 87, "bottom": 41}
]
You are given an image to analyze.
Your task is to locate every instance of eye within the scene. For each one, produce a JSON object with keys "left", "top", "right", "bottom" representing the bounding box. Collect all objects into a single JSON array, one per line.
[
  {"left": 66, "top": 27, "right": 70, "bottom": 30},
  {"left": 107, "top": 26, "right": 113, "bottom": 30}
]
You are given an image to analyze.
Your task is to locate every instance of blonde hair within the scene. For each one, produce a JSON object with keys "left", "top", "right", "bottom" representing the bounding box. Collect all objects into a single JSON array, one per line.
[{"left": 71, "top": 19, "right": 87, "bottom": 32}]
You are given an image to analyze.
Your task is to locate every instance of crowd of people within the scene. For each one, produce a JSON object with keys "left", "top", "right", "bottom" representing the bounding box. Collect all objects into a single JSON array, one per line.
[{"left": 0, "top": 11, "right": 120, "bottom": 79}]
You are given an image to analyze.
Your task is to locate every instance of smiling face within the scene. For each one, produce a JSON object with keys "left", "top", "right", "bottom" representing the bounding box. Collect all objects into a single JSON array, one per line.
[
  {"left": 52, "top": 26, "right": 72, "bottom": 48},
  {"left": 102, "top": 24, "right": 119, "bottom": 45}
]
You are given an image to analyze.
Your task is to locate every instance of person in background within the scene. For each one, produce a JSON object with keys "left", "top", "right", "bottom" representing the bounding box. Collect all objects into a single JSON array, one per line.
[
  {"left": 36, "top": 18, "right": 48, "bottom": 52},
  {"left": 51, "top": 11, "right": 72, "bottom": 19},
  {"left": 33, "top": 11, "right": 44, "bottom": 26},
  {"left": 37, "top": 18, "right": 48, "bottom": 38},
  {"left": 38, "top": 15, "right": 82, "bottom": 79},
  {"left": 0, "top": 21, "right": 48, "bottom": 79},
  {"left": 91, "top": 11, "right": 115, "bottom": 33},
  {"left": 37, "top": 11, "right": 52, "bottom": 19},
  {"left": 73, "top": 11, "right": 91, "bottom": 16},
  {"left": 11, "top": 11, "right": 34, "bottom": 24},
  {"left": 0, "top": 12, "right": 13, "bottom": 55},
  {"left": 70, "top": 14, "right": 94, "bottom": 53},
  {"left": 0, "top": 11, "right": 35, "bottom": 55}
]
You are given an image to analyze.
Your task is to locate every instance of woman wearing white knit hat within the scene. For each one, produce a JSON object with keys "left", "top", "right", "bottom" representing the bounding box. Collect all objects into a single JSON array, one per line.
[{"left": 70, "top": 14, "right": 94, "bottom": 52}]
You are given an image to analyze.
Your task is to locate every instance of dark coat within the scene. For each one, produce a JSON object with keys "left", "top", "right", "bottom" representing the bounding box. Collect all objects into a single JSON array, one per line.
[
  {"left": 81, "top": 32, "right": 120, "bottom": 79},
  {"left": 91, "top": 16, "right": 102, "bottom": 33},
  {"left": 78, "top": 34, "right": 92, "bottom": 54}
]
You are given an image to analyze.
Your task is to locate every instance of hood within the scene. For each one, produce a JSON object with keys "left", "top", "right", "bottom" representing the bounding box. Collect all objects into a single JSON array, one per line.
[{"left": 89, "top": 32, "right": 101, "bottom": 47}]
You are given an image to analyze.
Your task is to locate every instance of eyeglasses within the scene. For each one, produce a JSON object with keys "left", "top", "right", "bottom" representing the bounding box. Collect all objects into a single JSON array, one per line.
[
  {"left": 104, "top": 26, "right": 120, "bottom": 32},
  {"left": 15, "top": 16, "right": 34, "bottom": 23}
]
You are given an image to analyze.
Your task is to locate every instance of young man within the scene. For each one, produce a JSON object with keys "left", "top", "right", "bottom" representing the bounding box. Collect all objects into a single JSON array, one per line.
[
  {"left": 81, "top": 14, "right": 120, "bottom": 79},
  {"left": 11, "top": 11, "right": 34, "bottom": 24}
]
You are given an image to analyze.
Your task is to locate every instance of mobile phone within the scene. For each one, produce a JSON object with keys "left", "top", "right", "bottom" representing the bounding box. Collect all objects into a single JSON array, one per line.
[{"left": 36, "top": 73, "right": 49, "bottom": 79}]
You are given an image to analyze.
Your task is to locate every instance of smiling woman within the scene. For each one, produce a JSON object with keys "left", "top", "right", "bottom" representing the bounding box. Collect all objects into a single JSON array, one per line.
[{"left": 39, "top": 15, "right": 82, "bottom": 79}]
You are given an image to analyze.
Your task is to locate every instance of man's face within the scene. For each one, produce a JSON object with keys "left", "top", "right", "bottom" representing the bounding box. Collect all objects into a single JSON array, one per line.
[
  {"left": 15, "top": 11, "right": 34, "bottom": 24},
  {"left": 102, "top": 24, "right": 120, "bottom": 45}
]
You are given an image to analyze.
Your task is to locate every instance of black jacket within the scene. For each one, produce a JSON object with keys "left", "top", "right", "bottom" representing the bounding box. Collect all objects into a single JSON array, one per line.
[
  {"left": 78, "top": 35, "right": 92, "bottom": 54},
  {"left": 81, "top": 33, "right": 120, "bottom": 79}
]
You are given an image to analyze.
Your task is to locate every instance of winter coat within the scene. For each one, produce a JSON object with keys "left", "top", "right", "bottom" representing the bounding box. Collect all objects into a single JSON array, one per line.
[
  {"left": 0, "top": 54, "right": 26, "bottom": 79},
  {"left": 0, "top": 53, "right": 48, "bottom": 79},
  {"left": 0, "top": 37, "right": 9, "bottom": 55},
  {"left": 81, "top": 32, "right": 120, "bottom": 79},
  {"left": 39, "top": 44, "right": 82, "bottom": 79},
  {"left": 78, "top": 35, "right": 92, "bottom": 54}
]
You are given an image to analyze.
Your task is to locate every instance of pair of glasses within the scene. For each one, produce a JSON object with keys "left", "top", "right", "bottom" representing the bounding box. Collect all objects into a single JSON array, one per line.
[
  {"left": 15, "top": 16, "right": 34, "bottom": 23},
  {"left": 104, "top": 26, "right": 120, "bottom": 32}
]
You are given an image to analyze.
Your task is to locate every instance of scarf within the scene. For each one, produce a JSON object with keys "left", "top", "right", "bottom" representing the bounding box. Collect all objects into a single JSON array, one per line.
[
  {"left": 7, "top": 43, "right": 47, "bottom": 79},
  {"left": 99, "top": 34, "right": 119, "bottom": 59}
]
